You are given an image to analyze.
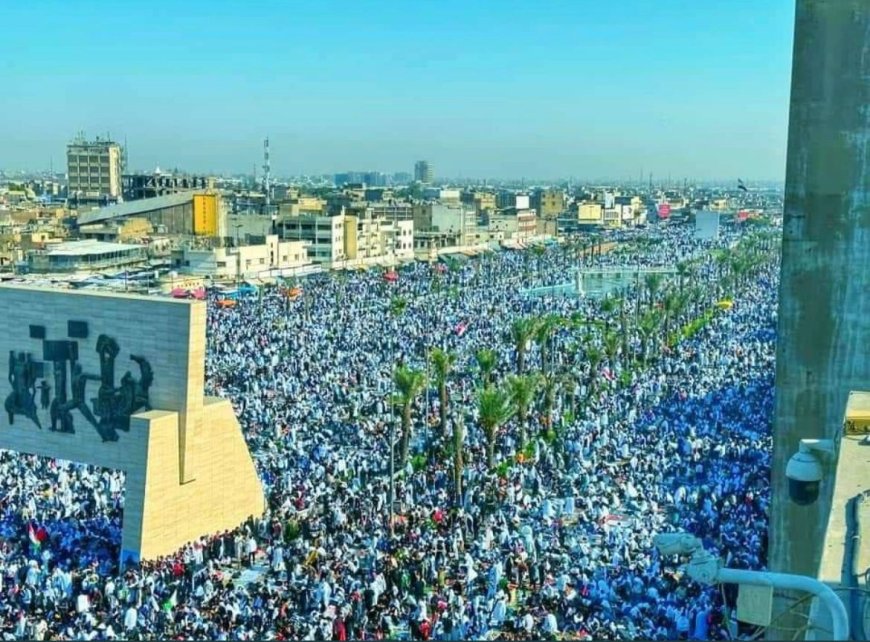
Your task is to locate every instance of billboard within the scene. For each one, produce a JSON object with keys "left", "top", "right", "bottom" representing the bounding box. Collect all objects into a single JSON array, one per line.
[
  {"left": 695, "top": 211, "right": 720, "bottom": 240},
  {"left": 193, "top": 193, "right": 219, "bottom": 236},
  {"left": 658, "top": 203, "right": 671, "bottom": 219}
]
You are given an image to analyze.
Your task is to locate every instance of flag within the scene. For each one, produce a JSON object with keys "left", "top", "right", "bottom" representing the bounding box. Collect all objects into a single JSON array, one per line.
[
  {"left": 455, "top": 321, "right": 468, "bottom": 337},
  {"left": 28, "top": 523, "right": 40, "bottom": 550},
  {"left": 737, "top": 179, "right": 748, "bottom": 192},
  {"left": 162, "top": 589, "right": 177, "bottom": 612}
]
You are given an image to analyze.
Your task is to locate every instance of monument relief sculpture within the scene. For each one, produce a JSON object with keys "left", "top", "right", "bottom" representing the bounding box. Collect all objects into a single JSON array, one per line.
[{"left": 4, "top": 323, "right": 153, "bottom": 442}]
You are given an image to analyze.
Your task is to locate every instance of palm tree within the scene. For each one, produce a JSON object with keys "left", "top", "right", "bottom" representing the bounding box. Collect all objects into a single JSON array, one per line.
[
  {"left": 393, "top": 365, "right": 427, "bottom": 467},
  {"left": 506, "top": 373, "right": 539, "bottom": 446},
  {"left": 477, "top": 385, "right": 514, "bottom": 469},
  {"left": 637, "top": 310, "right": 662, "bottom": 365},
  {"left": 676, "top": 261, "right": 692, "bottom": 297},
  {"left": 602, "top": 331, "right": 621, "bottom": 365},
  {"left": 584, "top": 344, "right": 604, "bottom": 402},
  {"left": 662, "top": 291, "right": 681, "bottom": 339},
  {"left": 429, "top": 348, "right": 456, "bottom": 439},
  {"left": 510, "top": 318, "right": 539, "bottom": 374},
  {"left": 531, "top": 245, "right": 546, "bottom": 283},
  {"left": 452, "top": 415, "right": 465, "bottom": 504},
  {"left": 474, "top": 348, "right": 498, "bottom": 389},
  {"left": 644, "top": 273, "right": 663, "bottom": 310},
  {"left": 600, "top": 297, "right": 619, "bottom": 334},
  {"left": 534, "top": 314, "right": 563, "bottom": 376}
]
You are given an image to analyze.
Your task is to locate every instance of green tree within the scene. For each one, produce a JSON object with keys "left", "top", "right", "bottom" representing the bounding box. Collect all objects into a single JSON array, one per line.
[
  {"left": 676, "top": 261, "right": 693, "bottom": 296},
  {"left": 429, "top": 347, "right": 456, "bottom": 439},
  {"left": 477, "top": 385, "right": 514, "bottom": 470},
  {"left": 510, "top": 318, "right": 539, "bottom": 374},
  {"left": 637, "top": 310, "right": 662, "bottom": 365},
  {"left": 393, "top": 365, "right": 427, "bottom": 467},
  {"left": 534, "top": 314, "right": 564, "bottom": 376},
  {"left": 474, "top": 348, "right": 498, "bottom": 388},
  {"left": 644, "top": 273, "right": 663, "bottom": 310},
  {"left": 452, "top": 415, "right": 465, "bottom": 504},
  {"left": 506, "top": 373, "right": 540, "bottom": 446}
]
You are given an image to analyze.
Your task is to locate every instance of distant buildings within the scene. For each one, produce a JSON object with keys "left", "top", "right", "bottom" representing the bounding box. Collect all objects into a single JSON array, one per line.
[
  {"left": 414, "top": 160, "right": 434, "bottom": 184},
  {"left": 75, "top": 191, "right": 226, "bottom": 239},
  {"left": 27, "top": 239, "right": 146, "bottom": 273},
  {"left": 174, "top": 235, "right": 309, "bottom": 279},
  {"left": 67, "top": 136, "right": 124, "bottom": 204},
  {"left": 532, "top": 188, "right": 565, "bottom": 220},
  {"left": 123, "top": 171, "right": 211, "bottom": 201}
]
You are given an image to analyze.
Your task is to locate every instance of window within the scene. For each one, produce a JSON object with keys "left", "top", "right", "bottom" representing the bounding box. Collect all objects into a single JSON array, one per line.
[{"left": 216, "top": 261, "right": 227, "bottom": 268}]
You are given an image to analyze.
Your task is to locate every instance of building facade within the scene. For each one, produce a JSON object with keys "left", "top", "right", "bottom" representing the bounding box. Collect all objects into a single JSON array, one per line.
[
  {"left": 281, "top": 214, "right": 346, "bottom": 264},
  {"left": 67, "top": 136, "right": 124, "bottom": 202},
  {"left": 27, "top": 240, "right": 147, "bottom": 273},
  {"left": 175, "top": 235, "right": 309, "bottom": 279},
  {"left": 414, "top": 160, "right": 434, "bottom": 184},
  {"left": 532, "top": 189, "right": 565, "bottom": 219}
]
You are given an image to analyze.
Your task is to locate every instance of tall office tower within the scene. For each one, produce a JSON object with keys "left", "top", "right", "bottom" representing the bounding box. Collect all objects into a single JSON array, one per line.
[
  {"left": 414, "top": 160, "right": 434, "bottom": 184},
  {"left": 67, "top": 134, "right": 123, "bottom": 202}
]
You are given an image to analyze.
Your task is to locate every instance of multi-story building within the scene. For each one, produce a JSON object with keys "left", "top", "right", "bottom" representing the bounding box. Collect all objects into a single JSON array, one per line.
[
  {"left": 27, "top": 239, "right": 147, "bottom": 273},
  {"left": 281, "top": 213, "right": 346, "bottom": 264},
  {"left": 532, "top": 189, "right": 565, "bottom": 219},
  {"left": 67, "top": 136, "right": 124, "bottom": 203},
  {"left": 414, "top": 160, "right": 434, "bottom": 184},
  {"left": 483, "top": 208, "right": 537, "bottom": 240},
  {"left": 344, "top": 210, "right": 414, "bottom": 264},
  {"left": 122, "top": 171, "right": 211, "bottom": 201},
  {"left": 174, "top": 235, "right": 309, "bottom": 279},
  {"left": 576, "top": 202, "right": 604, "bottom": 226}
]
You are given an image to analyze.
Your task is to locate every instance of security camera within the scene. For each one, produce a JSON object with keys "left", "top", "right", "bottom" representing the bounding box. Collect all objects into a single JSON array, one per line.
[
  {"left": 785, "top": 439, "right": 835, "bottom": 506},
  {"left": 653, "top": 533, "right": 703, "bottom": 557}
]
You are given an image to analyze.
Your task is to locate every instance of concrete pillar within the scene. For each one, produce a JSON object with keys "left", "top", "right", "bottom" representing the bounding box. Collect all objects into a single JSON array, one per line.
[{"left": 770, "top": 0, "right": 870, "bottom": 631}]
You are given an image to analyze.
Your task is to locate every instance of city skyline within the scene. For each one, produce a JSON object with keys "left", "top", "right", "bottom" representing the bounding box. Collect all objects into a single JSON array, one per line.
[{"left": 1, "top": 0, "right": 794, "bottom": 180}]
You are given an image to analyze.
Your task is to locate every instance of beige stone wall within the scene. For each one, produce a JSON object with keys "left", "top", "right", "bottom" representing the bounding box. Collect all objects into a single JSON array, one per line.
[{"left": 0, "top": 285, "right": 264, "bottom": 562}]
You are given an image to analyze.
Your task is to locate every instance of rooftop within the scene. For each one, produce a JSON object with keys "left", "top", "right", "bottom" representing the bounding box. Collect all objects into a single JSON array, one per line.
[
  {"left": 77, "top": 192, "right": 199, "bottom": 225},
  {"left": 42, "top": 240, "right": 143, "bottom": 256}
]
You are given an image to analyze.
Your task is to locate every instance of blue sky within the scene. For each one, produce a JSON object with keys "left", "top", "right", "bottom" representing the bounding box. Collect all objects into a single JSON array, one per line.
[{"left": 0, "top": 0, "right": 795, "bottom": 180}]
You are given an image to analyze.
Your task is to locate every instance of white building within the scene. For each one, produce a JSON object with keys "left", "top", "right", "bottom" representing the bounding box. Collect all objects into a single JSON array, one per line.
[
  {"left": 175, "top": 235, "right": 310, "bottom": 279},
  {"left": 282, "top": 214, "right": 347, "bottom": 264}
]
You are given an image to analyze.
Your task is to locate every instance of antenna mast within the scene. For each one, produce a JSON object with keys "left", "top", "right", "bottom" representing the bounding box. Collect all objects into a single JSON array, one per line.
[{"left": 263, "top": 137, "right": 271, "bottom": 213}]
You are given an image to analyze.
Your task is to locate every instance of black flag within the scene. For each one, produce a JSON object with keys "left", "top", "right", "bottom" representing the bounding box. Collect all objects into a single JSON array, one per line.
[{"left": 737, "top": 179, "right": 748, "bottom": 192}]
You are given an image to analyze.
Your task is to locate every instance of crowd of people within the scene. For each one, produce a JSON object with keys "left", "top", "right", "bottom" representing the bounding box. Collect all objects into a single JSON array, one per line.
[{"left": 0, "top": 224, "right": 780, "bottom": 640}]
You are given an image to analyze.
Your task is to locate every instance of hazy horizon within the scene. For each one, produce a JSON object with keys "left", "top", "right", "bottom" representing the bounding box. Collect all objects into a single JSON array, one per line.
[{"left": 0, "top": 0, "right": 795, "bottom": 181}]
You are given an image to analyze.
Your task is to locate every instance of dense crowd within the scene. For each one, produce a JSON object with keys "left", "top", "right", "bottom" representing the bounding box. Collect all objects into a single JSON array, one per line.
[{"left": 0, "top": 224, "right": 779, "bottom": 640}]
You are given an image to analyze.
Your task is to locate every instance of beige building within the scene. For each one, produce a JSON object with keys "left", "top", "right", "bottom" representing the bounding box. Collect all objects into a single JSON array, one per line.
[
  {"left": 67, "top": 136, "right": 123, "bottom": 201},
  {"left": 344, "top": 212, "right": 414, "bottom": 264},
  {"left": 176, "top": 235, "right": 309, "bottom": 279},
  {"left": 533, "top": 189, "right": 565, "bottom": 219},
  {"left": 79, "top": 217, "right": 154, "bottom": 242},
  {"left": 484, "top": 209, "right": 538, "bottom": 239},
  {"left": 577, "top": 202, "right": 604, "bottom": 226}
]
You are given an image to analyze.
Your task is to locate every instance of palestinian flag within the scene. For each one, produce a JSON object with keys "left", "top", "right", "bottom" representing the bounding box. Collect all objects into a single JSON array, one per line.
[
  {"left": 162, "top": 589, "right": 178, "bottom": 612},
  {"left": 28, "top": 523, "right": 40, "bottom": 550}
]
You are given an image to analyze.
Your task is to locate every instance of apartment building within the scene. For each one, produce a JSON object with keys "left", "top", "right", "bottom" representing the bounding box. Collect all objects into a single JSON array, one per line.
[
  {"left": 281, "top": 213, "right": 346, "bottom": 263},
  {"left": 67, "top": 136, "right": 123, "bottom": 202}
]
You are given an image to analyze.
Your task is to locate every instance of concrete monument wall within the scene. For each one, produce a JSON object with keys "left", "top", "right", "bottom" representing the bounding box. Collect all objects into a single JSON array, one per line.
[{"left": 0, "top": 285, "right": 264, "bottom": 562}]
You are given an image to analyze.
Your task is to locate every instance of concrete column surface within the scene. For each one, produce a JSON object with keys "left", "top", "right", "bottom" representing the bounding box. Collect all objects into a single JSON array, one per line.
[{"left": 770, "top": 0, "right": 870, "bottom": 635}]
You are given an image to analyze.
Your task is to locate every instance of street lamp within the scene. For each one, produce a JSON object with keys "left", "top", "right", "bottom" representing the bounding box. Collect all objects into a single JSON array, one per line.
[
  {"left": 232, "top": 223, "right": 244, "bottom": 290},
  {"left": 653, "top": 533, "right": 849, "bottom": 640}
]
